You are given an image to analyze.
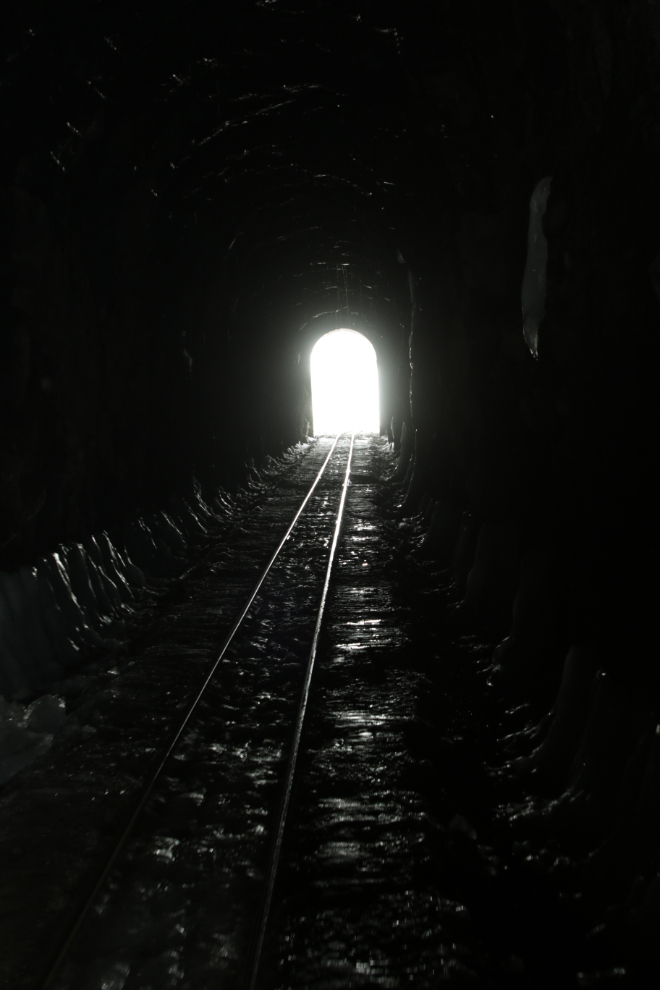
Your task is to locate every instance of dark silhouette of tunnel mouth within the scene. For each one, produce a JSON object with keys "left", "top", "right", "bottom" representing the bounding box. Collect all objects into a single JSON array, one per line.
[{"left": 2, "top": 1, "right": 660, "bottom": 984}]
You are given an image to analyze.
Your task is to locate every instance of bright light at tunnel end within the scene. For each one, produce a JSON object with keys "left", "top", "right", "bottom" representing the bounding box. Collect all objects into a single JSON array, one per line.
[{"left": 310, "top": 329, "right": 380, "bottom": 435}]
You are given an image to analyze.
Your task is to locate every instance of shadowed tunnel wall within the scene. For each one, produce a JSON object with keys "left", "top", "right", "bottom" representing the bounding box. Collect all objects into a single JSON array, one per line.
[{"left": 2, "top": 1, "right": 660, "bottom": 693}]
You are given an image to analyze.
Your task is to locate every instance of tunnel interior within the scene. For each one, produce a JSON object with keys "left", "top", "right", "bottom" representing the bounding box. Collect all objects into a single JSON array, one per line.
[
  {"left": 2, "top": 0, "right": 660, "bottom": 984},
  {"left": 2, "top": 0, "right": 654, "bottom": 666}
]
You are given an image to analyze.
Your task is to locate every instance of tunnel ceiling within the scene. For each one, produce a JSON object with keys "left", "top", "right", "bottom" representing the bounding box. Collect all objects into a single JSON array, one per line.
[{"left": 3, "top": 0, "right": 518, "bottom": 324}]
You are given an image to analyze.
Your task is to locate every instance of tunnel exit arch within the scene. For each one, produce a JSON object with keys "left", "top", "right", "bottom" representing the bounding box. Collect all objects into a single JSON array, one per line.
[{"left": 310, "top": 329, "right": 380, "bottom": 435}]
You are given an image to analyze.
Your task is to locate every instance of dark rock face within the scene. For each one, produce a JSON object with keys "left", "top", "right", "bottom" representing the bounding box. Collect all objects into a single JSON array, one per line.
[{"left": 2, "top": 4, "right": 660, "bottom": 938}]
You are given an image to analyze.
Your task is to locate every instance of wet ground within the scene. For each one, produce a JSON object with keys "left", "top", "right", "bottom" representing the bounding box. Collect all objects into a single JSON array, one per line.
[{"left": 0, "top": 435, "right": 629, "bottom": 988}]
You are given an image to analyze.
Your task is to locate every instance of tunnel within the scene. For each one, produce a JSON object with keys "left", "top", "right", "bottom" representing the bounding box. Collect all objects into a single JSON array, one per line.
[{"left": 1, "top": 2, "right": 660, "bottom": 986}]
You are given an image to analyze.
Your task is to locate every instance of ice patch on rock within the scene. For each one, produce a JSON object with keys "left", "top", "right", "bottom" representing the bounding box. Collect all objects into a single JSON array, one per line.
[
  {"left": 0, "top": 479, "right": 227, "bottom": 705},
  {"left": 522, "top": 175, "right": 553, "bottom": 360},
  {"left": 0, "top": 694, "right": 66, "bottom": 784}
]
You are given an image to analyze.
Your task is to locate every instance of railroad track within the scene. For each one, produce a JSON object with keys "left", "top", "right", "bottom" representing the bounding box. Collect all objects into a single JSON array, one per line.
[
  {"left": 4, "top": 433, "right": 629, "bottom": 989},
  {"left": 23, "top": 432, "right": 480, "bottom": 990},
  {"left": 38, "top": 434, "right": 359, "bottom": 990},
  {"left": 8, "top": 432, "right": 638, "bottom": 989}
]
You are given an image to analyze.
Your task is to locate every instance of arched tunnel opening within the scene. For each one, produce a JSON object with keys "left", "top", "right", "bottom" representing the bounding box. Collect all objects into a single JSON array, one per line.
[
  {"left": 1, "top": 2, "right": 660, "bottom": 986},
  {"left": 310, "top": 329, "right": 380, "bottom": 435}
]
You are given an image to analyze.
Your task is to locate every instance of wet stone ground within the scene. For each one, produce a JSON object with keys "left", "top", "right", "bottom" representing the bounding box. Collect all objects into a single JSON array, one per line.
[{"left": 1, "top": 435, "right": 615, "bottom": 989}]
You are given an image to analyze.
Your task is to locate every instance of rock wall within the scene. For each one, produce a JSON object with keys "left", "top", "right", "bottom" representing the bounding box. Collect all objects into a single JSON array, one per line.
[{"left": 398, "top": 0, "right": 660, "bottom": 696}]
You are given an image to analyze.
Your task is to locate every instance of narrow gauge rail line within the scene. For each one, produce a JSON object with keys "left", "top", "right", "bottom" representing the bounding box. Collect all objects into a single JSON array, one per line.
[
  {"left": 37, "top": 434, "right": 354, "bottom": 990},
  {"left": 244, "top": 432, "right": 354, "bottom": 990}
]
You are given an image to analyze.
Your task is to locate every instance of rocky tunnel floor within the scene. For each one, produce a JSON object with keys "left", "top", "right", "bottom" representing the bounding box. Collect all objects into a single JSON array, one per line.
[{"left": 0, "top": 436, "right": 633, "bottom": 989}]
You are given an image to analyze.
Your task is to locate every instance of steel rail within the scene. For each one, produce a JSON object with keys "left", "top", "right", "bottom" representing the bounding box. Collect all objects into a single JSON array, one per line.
[
  {"left": 244, "top": 432, "right": 355, "bottom": 990},
  {"left": 36, "top": 435, "right": 341, "bottom": 990}
]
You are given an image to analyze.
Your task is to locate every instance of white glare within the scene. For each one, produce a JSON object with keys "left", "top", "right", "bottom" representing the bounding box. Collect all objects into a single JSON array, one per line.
[{"left": 311, "top": 329, "right": 379, "bottom": 435}]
